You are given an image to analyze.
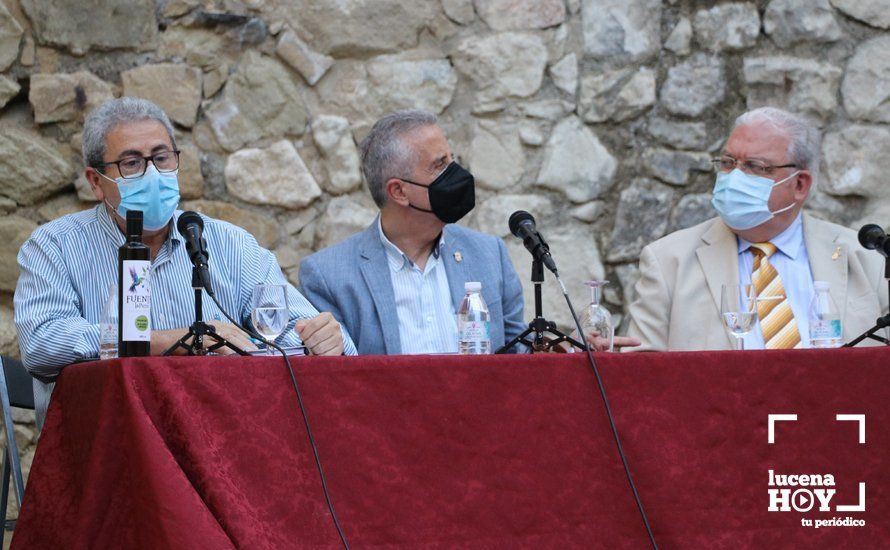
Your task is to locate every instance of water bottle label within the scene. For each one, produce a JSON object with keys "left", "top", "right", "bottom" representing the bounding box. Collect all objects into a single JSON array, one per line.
[
  {"left": 810, "top": 319, "right": 841, "bottom": 340},
  {"left": 460, "top": 320, "right": 490, "bottom": 342},
  {"left": 100, "top": 322, "right": 116, "bottom": 340},
  {"left": 122, "top": 260, "right": 151, "bottom": 342}
]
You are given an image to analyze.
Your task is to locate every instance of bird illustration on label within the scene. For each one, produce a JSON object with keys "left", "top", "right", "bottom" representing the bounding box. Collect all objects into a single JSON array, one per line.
[{"left": 129, "top": 265, "right": 148, "bottom": 292}]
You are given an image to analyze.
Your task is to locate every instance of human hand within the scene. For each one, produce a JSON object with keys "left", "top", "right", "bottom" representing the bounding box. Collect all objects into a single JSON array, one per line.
[
  {"left": 152, "top": 324, "right": 259, "bottom": 355},
  {"left": 560, "top": 330, "right": 642, "bottom": 352},
  {"left": 295, "top": 312, "right": 344, "bottom": 356},
  {"left": 206, "top": 321, "right": 259, "bottom": 354},
  {"left": 581, "top": 330, "right": 642, "bottom": 352},
  {"left": 612, "top": 336, "right": 642, "bottom": 350}
]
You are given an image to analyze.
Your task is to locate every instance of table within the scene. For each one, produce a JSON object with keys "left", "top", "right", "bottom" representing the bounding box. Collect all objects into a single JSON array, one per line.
[{"left": 11, "top": 348, "right": 890, "bottom": 548}]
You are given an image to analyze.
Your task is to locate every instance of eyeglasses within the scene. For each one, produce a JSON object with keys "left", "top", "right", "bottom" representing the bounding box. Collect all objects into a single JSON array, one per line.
[
  {"left": 97, "top": 150, "right": 181, "bottom": 179},
  {"left": 711, "top": 156, "right": 797, "bottom": 178}
]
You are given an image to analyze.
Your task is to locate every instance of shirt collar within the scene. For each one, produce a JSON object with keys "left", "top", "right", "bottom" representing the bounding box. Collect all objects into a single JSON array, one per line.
[
  {"left": 377, "top": 216, "right": 445, "bottom": 272},
  {"left": 737, "top": 212, "right": 804, "bottom": 260},
  {"left": 96, "top": 203, "right": 126, "bottom": 246}
]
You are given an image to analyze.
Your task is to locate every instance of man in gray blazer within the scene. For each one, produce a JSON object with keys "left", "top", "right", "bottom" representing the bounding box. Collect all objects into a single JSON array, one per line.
[
  {"left": 626, "top": 107, "right": 888, "bottom": 351},
  {"left": 299, "top": 110, "right": 525, "bottom": 355}
]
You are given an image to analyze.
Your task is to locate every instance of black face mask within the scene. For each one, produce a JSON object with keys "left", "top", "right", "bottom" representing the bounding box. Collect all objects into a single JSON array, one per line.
[{"left": 400, "top": 162, "right": 476, "bottom": 224}]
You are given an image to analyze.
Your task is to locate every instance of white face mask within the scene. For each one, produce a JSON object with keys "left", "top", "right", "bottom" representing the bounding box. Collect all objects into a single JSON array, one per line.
[{"left": 711, "top": 168, "right": 799, "bottom": 231}]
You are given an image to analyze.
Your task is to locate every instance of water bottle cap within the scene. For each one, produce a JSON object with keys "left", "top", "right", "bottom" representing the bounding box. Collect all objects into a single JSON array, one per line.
[
  {"left": 464, "top": 281, "right": 481, "bottom": 292},
  {"left": 814, "top": 281, "right": 830, "bottom": 290}
]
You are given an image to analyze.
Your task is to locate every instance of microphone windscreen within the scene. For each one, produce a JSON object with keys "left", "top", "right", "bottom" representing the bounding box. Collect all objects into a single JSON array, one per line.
[
  {"left": 858, "top": 224, "right": 885, "bottom": 250},
  {"left": 177, "top": 211, "right": 204, "bottom": 237},
  {"left": 508, "top": 210, "right": 535, "bottom": 238}
]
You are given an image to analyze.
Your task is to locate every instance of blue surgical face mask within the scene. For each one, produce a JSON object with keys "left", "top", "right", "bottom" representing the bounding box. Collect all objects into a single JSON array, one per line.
[
  {"left": 711, "top": 168, "right": 800, "bottom": 231},
  {"left": 101, "top": 165, "right": 180, "bottom": 231}
]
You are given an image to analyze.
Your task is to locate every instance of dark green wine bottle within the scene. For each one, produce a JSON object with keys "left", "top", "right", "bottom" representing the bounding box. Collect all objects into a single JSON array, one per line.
[{"left": 118, "top": 210, "right": 151, "bottom": 357}]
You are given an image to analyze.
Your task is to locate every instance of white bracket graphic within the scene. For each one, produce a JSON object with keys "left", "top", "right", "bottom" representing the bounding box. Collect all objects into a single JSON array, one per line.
[
  {"left": 836, "top": 414, "right": 866, "bottom": 444},
  {"left": 768, "top": 414, "right": 798, "bottom": 444},
  {"left": 836, "top": 482, "right": 866, "bottom": 512}
]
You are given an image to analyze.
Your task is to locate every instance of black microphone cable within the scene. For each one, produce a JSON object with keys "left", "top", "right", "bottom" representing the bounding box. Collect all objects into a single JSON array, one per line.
[
  {"left": 207, "top": 292, "right": 350, "bottom": 549},
  {"left": 554, "top": 274, "right": 658, "bottom": 549}
]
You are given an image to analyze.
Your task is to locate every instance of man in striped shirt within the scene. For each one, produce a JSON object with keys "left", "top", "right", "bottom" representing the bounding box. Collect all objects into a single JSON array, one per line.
[
  {"left": 300, "top": 110, "right": 525, "bottom": 355},
  {"left": 15, "top": 97, "right": 356, "bottom": 428}
]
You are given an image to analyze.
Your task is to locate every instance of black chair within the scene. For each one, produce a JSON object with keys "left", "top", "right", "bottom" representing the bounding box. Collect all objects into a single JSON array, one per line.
[{"left": 0, "top": 356, "right": 35, "bottom": 546}]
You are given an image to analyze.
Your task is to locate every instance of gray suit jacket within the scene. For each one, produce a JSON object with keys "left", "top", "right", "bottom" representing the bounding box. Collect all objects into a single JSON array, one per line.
[
  {"left": 299, "top": 221, "right": 525, "bottom": 355},
  {"left": 626, "top": 214, "right": 889, "bottom": 351}
]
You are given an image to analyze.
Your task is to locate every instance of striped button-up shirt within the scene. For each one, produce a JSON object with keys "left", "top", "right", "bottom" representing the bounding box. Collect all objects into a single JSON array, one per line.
[
  {"left": 378, "top": 218, "right": 458, "bottom": 354},
  {"left": 15, "top": 206, "right": 357, "bottom": 426}
]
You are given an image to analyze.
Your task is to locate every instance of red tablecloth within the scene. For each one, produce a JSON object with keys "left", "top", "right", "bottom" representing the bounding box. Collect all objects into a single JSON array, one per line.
[{"left": 11, "top": 348, "right": 890, "bottom": 549}]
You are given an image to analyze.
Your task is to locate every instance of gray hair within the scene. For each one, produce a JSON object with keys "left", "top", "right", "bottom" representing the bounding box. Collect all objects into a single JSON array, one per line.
[
  {"left": 733, "top": 107, "right": 821, "bottom": 180},
  {"left": 360, "top": 109, "right": 438, "bottom": 207},
  {"left": 82, "top": 97, "right": 177, "bottom": 169}
]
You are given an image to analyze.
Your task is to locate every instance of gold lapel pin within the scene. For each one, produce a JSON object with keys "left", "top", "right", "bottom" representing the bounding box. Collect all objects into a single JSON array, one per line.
[
  {"left": 454, "top": 251, "right": 462, "bottom": 262},
  {"left": 831, "top": 246, "right": 841, "bottom": 261}
]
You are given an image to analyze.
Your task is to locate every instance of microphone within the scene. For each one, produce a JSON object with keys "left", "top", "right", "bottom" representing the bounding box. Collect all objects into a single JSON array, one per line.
[
  {"left": 858, "top": 224, "right": 890, "bottom": 258},
  {"left": 509, "top": 210, "right": 558, "bottom": 274},
  {"left": 177, "top": 211, "right": 214, "bottom": 296}
]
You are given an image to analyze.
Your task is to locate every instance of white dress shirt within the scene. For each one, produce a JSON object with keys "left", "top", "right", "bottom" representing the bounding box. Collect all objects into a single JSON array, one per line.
[
  {"left": 736, "top": 213, "right": 816, "bottom": 349},
  {"left": 378, "top": 219, "right": 458, "bottom": 354}
]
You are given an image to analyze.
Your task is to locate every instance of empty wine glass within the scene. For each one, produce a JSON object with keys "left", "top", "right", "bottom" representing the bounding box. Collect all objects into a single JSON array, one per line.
[
  {"left": 250, "top": 283, "right": 288, "bottom": 354},
  {"left": 720, "top": 283, "right": 757, "bottom": 351},
  {"left": 579, "top": 280, "right": 613, "bottom": 352}
]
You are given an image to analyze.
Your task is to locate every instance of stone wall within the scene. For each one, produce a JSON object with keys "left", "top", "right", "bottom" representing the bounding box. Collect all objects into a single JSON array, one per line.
[
  {"left": 0, "top": 0, "right": 888, "bottom": 521},
  {"left": 0, "top": 0, "right": 887, "bottom": 401}
]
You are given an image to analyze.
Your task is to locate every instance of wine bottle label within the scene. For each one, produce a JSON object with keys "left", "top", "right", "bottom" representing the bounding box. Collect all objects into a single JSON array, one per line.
[{"left": 122, "top": 260, "right": 151, "bottom": 342}]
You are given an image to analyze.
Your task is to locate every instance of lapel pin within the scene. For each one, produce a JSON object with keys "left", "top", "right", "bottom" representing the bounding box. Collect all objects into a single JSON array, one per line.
[
  {"left": 454, "top": 251, "right": 462, "bottom": 262},
  {"left": 831, "top": 246, "right": 841, "bottom": 261}
]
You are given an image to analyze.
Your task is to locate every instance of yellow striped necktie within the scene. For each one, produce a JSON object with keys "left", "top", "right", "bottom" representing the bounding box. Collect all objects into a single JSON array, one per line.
[{"left": 750, "top": 243, "right": 802, "bottom": 349}]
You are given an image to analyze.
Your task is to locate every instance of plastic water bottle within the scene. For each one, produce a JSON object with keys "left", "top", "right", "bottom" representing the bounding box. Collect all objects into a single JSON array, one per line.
[
  {"left": 99, "top": 283, "right": 119, "bottom": 360},
  {"left": 458, "top": 282, "right": 491, "bottom": 355},
  {"left": 809, "top": 281, "right": 843, "bottom": 348}
]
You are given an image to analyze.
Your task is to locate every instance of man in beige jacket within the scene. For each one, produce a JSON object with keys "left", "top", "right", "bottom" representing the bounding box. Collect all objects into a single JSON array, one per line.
[{"left": 626, "top": 107, "right": 888, "bottom": 351}]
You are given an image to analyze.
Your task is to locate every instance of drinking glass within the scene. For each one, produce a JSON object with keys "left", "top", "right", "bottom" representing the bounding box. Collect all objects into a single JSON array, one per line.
[
  {"left": 579, "top": 280, "right": 613, "bottom": 352},
  {"left": 720, "top": 284, "right": 757, "bottom": 351},
  {"left": 250, "top": 283, "right": 288, "bottom": 354}
]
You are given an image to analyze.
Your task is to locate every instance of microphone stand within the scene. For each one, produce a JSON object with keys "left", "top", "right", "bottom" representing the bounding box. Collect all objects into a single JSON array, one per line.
[
  {"left": 162, "top": 265, "right": 249, "bottom": 356},
  {"left": 496, "top": 258, "right": 586, "bottom": 353},
  {"left": 844, "top": 258, "right": 890, "bottom": 347}
]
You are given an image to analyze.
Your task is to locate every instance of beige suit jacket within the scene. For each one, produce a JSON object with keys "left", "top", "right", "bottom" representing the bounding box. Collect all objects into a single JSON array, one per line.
[{"left": 626, "top": 214, "right": 889, "bottom": 351}]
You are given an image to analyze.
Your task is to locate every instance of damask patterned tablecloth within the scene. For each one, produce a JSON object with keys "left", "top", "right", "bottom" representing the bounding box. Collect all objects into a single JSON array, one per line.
[{"left": 11, "top": 348, "right": 890, "bottom": 549}]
